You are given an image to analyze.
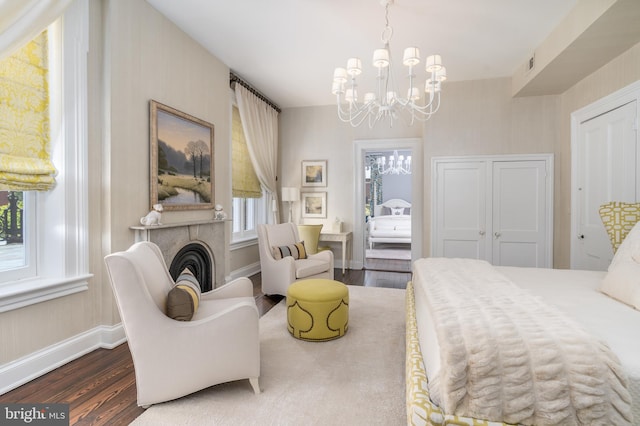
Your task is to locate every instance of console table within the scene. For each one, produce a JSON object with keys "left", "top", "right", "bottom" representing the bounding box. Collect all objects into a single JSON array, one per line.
[{"left": 319, "top": 231, "right": 352, "bottom": 274}]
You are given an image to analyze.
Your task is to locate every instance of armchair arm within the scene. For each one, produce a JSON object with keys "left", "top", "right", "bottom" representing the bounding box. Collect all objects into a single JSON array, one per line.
[
  {"left": 202, "top": 277, "right": 253, "bottom": 300},
  {"left": 308, "top": 250, "right": 334, "bottom": 269}
]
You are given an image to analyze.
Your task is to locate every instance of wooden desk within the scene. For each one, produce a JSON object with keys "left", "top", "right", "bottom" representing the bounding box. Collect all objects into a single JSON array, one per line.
[{"left": 319, "top": 231, "right": 352, "bottom": 274}]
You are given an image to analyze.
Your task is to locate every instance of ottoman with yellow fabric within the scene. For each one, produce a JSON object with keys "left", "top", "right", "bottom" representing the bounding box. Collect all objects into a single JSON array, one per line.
[{"left": 286, "top": 279, "right": 349, "bottom": 341}]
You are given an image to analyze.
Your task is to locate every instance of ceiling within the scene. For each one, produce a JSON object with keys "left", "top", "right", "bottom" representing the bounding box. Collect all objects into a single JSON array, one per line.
[{"left": 146, "top": 0, "right": 578, "bottom": 109}]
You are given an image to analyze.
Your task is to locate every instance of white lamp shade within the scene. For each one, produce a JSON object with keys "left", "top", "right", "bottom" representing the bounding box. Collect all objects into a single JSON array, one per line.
[
  {"left": 402, "top": 47, "right": 420, "bottom": 66},
  {"left": 347, "top": 57, "right": 362, "bottom": 76},
  {"left": 363, "top": 92, "right": 376, "bottom": 104},
  {"left": 373, "top": 48, "right": 390, "bottom": 68},
  {"left": 407, "top": 87, "right": 420, "bottom": 101},
  {"left": 333, "top": 67, "right": 347, "bottom": 83},
  {"left": 281, "top": 187, "right": 299, "bottom": 202},
  {"left": 425, "top": 54, "right": 443, "bottom": 72},
  {"left": 436, "top": 66, "right": 447, "bottom": 82},
  {"left": 331, "top": 80, "right": 344, "bottom": 95}
]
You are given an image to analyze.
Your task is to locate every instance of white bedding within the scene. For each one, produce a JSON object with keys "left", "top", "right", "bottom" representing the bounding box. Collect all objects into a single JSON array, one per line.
[{"left": 413, "top": 261, "right": 639, "bottom": 423}]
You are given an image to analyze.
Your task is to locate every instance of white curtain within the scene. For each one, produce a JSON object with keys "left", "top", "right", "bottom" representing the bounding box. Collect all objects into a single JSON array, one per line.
[
  {"left": 0, "top": 0, "right": 74, "bottom": 60},
  {"left": 235, "top": 84, "right": 280, "bottom": 223}
]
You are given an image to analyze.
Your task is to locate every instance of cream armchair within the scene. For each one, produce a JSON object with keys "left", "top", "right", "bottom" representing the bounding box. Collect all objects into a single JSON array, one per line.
[
  {"left": 257, "top": 223, "right": 334, "bottom": 296},
  {"left": 104, "top": 241, "right": 260, "bottom": 408}
]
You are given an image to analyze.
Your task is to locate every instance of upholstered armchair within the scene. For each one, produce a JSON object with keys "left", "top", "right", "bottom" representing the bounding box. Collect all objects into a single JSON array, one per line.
[
  {"left": 257, "top": 223, "right": 334, "bottom": 296},
  {"left": 104, "top": 241, "right": 260, "bottom": 408}
]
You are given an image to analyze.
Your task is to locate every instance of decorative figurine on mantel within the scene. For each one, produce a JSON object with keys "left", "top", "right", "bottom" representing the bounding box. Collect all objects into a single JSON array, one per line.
[
  {"left": 214, "top": 204, "right": 227, "bottom": 220},
  {"left": 140, "top": 203, "right": 163, "bottom": 226}
]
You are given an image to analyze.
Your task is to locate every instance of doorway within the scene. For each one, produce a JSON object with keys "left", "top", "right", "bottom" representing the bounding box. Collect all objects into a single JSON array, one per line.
[
  {"left": 364, "top": 150, "right": 413, "bottom": 272},
  {"left": 352, "top": 138, "right": 423, "bottom": 273}
]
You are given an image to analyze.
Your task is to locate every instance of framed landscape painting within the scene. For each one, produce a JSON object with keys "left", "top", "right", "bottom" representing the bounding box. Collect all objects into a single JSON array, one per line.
[
  {"left": 301, "top": 192, "right": 327, "bottom": 218},
  {"left": 301, "top": 160, "right": 327, "bottom": 187},
  {"left": 150, "top": 100, "right": 214, "bottom": 211}
]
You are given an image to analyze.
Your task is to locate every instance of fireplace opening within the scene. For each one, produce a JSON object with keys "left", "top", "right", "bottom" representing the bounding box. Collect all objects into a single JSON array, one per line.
[{"left": 169, "top": 243, "right": 214, "bottom": 292}]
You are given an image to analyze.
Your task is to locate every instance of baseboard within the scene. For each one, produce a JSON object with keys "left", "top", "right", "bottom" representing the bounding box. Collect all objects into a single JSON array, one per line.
[
  {"left": 228, "top": 261, "right": 260, "bottom": 281},
  {"left": 0, "top": 323, "right": 125, "bottom": 395}
]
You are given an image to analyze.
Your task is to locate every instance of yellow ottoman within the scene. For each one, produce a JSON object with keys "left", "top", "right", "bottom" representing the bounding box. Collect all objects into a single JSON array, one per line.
[{"left": 286, "top": 279, "right": 349, "bottom": 341}]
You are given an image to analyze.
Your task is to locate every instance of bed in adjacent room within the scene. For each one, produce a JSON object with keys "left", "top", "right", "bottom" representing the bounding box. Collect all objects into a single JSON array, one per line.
[
  {"left": 368, "top": 198, "right": 411, "bottom": 249},
  {"left": 406, "top": 208, "right": 640, "bottom": 426}
]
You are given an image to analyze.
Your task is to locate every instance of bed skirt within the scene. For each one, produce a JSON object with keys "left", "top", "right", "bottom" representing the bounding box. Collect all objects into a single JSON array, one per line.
[{"left": 405, "top": 280, "right": 512, "bottom": 426}]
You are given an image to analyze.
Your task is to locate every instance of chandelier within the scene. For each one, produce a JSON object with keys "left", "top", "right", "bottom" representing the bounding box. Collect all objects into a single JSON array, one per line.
[
  {"left": 331, "top": 0, "right": 446, "bottom": 128},
  {"left": 376, "top": 150, "right": 411, "bottom": 175}
]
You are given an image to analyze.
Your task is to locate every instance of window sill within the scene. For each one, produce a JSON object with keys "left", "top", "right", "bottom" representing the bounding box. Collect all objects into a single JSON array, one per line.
[
  {"left": 231, "top": 236, "right": 258, "bottom": 250},
  {"left": 0, "top": 274, "right": 92, "bottom": 313}
]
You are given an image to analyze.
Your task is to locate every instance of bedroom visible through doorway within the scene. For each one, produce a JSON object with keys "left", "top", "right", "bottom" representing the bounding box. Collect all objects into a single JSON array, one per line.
[{"left": 364, "top": 150, "right": 412, "bottom": 273}]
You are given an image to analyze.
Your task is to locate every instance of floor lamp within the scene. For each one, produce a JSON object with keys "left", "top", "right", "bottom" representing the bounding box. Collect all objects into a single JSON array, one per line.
[{"left": 281, "top": 187, "right": 299, "bottom": 223}]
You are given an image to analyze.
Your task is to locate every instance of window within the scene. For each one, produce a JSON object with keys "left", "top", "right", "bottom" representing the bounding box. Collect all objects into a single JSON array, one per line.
[
  {"left": 0, "top": 0, "right": 90, "bottom": 312},
  {"left": 0, "top": 191, "right": 36, "bottom": 282},
  {"left": 231, "top": 104, "right": 267, "bottom": 243}
]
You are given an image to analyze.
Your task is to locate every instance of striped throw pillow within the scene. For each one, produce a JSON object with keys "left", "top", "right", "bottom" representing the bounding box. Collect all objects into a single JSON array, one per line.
[
  {"left": 166, "top": 268, "right": 201, "bottom": 321},
  {"left": 272, "top": 241, "right": 307, "bottom": 260}
]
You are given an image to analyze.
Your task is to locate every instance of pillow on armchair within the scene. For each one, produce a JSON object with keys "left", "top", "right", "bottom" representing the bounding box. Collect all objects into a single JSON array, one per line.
[
  {"left": 272, "top": 241, "right": 308, "bottom": 260},
  {"left": 167, "top": 268, "right": 201, "bottom": 321}
]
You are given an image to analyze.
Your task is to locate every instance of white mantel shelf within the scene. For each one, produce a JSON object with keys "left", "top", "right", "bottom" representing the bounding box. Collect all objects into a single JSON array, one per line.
[
  {"left": 130, "top": 219, "right": 229, "bottom": 288},
  {"left": 130, "top": 219, "right": 229, "bottom": 232}
]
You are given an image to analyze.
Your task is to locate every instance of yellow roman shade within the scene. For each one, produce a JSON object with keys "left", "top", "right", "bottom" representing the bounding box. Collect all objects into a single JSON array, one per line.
[
  {"left": 232, "top": 105, "right": 261, "bottom": 198},
  {"left": 0, "top": 30, "right": 56, "bottom": 191}
]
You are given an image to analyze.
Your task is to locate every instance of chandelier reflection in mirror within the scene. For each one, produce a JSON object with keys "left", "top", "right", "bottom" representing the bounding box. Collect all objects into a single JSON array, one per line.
[
  {"left": 376, "top": 150, "right": 411, "bottom": 175},
  {"left": 331, "top": 0, "right": 446, "bottom": 128}
]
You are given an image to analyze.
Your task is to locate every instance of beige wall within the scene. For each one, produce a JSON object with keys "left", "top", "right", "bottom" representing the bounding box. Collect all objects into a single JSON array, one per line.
[{"left": 1, "top": 0, "right": 233, "bottom": 364}]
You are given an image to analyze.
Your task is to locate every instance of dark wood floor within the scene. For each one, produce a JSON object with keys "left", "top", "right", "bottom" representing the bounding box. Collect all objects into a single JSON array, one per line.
[{"left": 0, "top": 264, "right": 410, "bottom": 425}]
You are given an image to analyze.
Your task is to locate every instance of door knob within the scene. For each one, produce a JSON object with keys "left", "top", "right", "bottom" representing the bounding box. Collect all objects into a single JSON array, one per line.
[
  {"left": 578, "top": 234, "right": 585, "bottom": 239},
  {"left": 479, "top": 230, "right": 485, "bottom": 236},
  {"left": 494, "top": 232, "right": 501, "bottom": 239}
]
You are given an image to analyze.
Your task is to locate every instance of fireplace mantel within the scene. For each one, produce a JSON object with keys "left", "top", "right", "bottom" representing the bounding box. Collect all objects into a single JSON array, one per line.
[{"left": 130, "top": 220, "right": 228, "bottom": 289}]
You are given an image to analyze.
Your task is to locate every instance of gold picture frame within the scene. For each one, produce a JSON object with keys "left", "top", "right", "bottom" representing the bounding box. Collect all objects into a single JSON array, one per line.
[{"left": 149, "top": 100, "right": 214, "bottom": 211}]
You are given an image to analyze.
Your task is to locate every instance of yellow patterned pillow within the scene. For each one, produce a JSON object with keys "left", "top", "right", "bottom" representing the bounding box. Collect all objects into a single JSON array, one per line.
[{"left": 599, "top": 202, "right": 640, "bottom": 253}]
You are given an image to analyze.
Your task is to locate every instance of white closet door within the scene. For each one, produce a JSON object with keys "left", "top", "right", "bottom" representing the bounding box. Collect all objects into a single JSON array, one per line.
[
  {"left": 434, "top": 161, "right": 488, "bottom": 259},
  {"left": 574, "top": 100, "right": 637, "bottom": 270},
  {"left": 492, "top": 160, "right": 548, "bottom": 267}
]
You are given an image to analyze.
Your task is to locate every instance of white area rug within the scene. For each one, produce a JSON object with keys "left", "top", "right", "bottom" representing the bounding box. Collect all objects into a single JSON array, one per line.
[
  {"left": 131, "top": 285, "right": 407, "bottom": 426},
  {"left": 366, "top": 248, "right": 411, "bottom": 260}
]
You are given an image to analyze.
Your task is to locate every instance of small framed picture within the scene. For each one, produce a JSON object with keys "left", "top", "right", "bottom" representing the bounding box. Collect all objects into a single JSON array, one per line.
[
  {"left": 301, "top": 160, "right": 327, "bottom": 187},
  {"left": 301, "top": 192, "right": 327, "bottom": 218}
]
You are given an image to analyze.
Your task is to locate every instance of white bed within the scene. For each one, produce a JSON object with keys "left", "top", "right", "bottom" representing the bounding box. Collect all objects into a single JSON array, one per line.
[
  {"left": 368, "top": 198, "right": 411, "bottom": 249},
  {"left": 414, "top": 263, "right": 639, "bottom": 422}
]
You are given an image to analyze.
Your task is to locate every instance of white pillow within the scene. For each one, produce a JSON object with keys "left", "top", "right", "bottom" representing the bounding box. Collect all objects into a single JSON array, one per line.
[{"left": 600, "top": 221, "right": 640, "bottom": 310}]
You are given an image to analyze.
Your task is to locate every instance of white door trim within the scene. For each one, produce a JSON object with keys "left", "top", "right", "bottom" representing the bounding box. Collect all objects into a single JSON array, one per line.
[
  {"left": 353, "top": 138, "right": 423, "bottom": 270},
  {"left": 570, "top": 80, "right": 640, "bottom": 268}
]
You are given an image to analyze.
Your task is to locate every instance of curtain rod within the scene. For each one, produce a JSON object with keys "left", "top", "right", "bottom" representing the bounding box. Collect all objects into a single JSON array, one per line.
[{"left": 230, "top": 71, "right": 281, "bottom": 113}]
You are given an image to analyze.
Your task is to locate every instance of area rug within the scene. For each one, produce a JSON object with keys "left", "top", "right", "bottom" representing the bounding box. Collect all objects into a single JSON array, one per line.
[
  {"left": 366, "top": 248, "right": 411, "bottom": 260},
  {"left": 131, "top": 285, "right": 407, "bottom": 426}
]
